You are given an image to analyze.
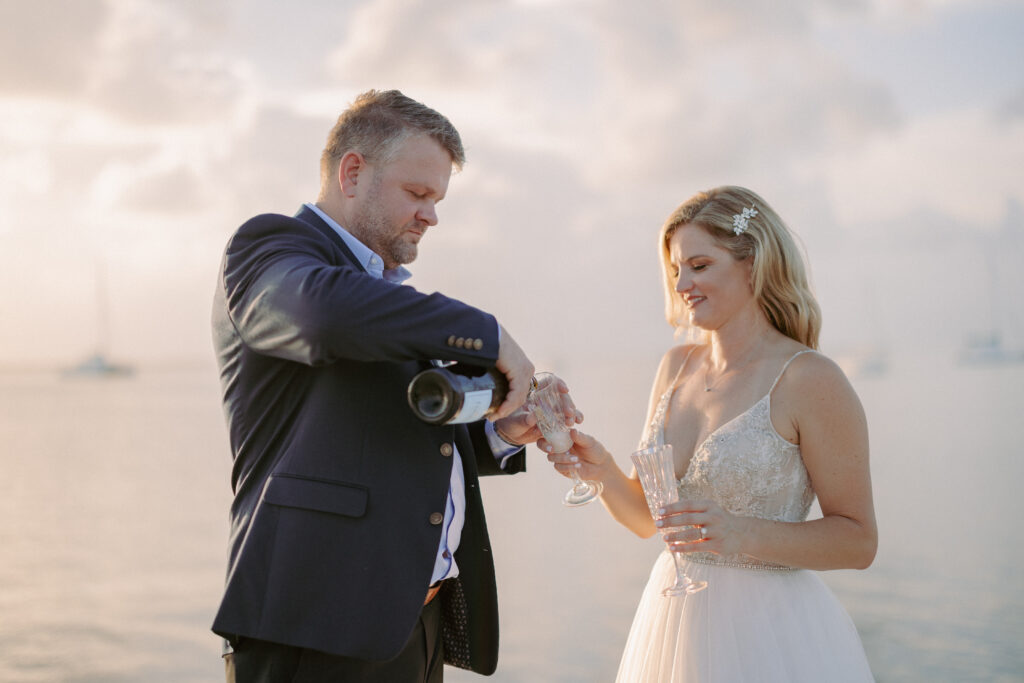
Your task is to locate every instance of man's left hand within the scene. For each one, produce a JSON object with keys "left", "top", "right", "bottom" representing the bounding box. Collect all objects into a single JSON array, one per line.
[
  {"left": 493, "top": 374, "right": 583, "bottom": 446},
  {"left": 493, "top": 408, "right": 538, "bottom": 446}
]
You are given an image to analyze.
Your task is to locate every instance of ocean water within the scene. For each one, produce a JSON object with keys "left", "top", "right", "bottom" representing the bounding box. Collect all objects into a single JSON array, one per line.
[{"left": 1, "top": 355, "right": 1021, "bottom": 682}]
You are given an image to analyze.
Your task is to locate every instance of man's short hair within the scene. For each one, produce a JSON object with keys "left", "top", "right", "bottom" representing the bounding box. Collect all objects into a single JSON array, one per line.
[{"left": 319, "top": 89, "right": 465, "bottom": 192}]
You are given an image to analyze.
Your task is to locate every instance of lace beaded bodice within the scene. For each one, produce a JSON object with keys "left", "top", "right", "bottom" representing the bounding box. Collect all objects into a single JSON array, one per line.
[{"left": 638, "top": 350, "right": 816, "bottom": 569}]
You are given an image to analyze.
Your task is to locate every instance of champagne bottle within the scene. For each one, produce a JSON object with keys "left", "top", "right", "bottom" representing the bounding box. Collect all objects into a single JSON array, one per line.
[{"left": 407, "top": 364, "right": 509, "bottom": 424}]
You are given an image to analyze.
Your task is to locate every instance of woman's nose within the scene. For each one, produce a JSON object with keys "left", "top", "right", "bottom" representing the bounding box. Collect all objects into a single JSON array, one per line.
[{"left": 675, "top": 273, "right": 692, "bottom": 293}]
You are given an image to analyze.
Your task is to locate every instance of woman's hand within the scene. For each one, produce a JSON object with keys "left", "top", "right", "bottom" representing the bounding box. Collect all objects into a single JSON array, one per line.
[
  {"left": 543, "top": 429, "right": 614, "bottom": 483},
  {"left": 656, "top": 498, "right": 751, "bottom": 556}
]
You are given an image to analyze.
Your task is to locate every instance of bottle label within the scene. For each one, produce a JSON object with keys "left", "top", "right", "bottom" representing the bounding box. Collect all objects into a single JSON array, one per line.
[{"left": 451, "top": 389, "right": 493, "bottom": 423}]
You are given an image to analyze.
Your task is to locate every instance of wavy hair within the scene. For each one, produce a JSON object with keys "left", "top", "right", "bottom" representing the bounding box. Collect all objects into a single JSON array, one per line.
[{"left": 658, "top": 186, "right": 821, "bottom": 349}]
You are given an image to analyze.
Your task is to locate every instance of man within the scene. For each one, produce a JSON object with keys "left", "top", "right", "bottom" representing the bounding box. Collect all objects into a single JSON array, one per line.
[{"left": 211, "top": 89, "right": 544, "bottom": 681}]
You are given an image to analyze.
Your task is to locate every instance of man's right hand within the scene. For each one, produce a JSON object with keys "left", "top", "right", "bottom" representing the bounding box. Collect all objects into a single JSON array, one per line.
[{"left": 493, "top": 324, "right": 535, "bottom": 420}]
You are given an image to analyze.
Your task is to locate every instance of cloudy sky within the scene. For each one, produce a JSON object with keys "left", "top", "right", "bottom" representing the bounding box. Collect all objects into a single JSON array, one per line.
[{"left": 1, "top": 0, "right": 1022, "bottom": 370}]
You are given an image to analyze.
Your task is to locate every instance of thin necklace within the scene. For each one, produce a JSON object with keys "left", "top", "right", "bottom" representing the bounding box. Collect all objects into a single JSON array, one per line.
[{"left": 702, "top": 347, "right": 761, "bottom": 392}]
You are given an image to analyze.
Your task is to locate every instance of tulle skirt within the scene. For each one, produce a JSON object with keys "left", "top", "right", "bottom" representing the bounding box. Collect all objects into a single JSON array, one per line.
[{"left": 616, "top": 551, "right": 874, "bottom": 682}]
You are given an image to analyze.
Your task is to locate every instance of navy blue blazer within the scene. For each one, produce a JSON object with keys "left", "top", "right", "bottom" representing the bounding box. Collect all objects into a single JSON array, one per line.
[{"left": 211, "top": 206, "right": 524, "bottom": 674}]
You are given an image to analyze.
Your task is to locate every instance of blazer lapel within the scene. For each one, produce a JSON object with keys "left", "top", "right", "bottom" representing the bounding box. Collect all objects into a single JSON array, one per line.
[{"left": 294, "top": 205, "right": 363, "bottom": 269}]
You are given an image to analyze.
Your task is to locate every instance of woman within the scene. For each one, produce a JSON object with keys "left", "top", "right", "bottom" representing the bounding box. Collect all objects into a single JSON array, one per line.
[{"left": 547, "top": 186, "right": 877, "bottom": 681}]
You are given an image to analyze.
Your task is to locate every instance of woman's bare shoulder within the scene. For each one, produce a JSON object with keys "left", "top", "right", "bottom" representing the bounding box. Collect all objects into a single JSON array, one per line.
[
  {"left": 652, "top": 343, "right": 701, "bottom": 394},
  {"left": 777, "top": 349, "right": 864, "bottom": 418},
  {"left": 784, "top": 349, "right": 850, "bottom": 389}
]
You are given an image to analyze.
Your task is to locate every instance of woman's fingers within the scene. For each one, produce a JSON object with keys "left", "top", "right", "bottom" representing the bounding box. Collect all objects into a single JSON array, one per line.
[
  {"left": 656, "top": 513, "right": 708, "bottom": 529},
  {"left": 663, "top": 525, "right": 708, "bottom": 546}
]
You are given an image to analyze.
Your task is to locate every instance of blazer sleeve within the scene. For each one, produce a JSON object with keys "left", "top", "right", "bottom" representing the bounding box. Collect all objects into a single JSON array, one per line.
[{"left": 218, "top": 213, "right": 499, "bottom": 367}]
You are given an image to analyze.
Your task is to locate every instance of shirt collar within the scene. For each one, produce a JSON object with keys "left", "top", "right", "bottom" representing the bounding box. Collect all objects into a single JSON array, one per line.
[{"left": 304, "top": 202, "right": 412, "bottom": 284}]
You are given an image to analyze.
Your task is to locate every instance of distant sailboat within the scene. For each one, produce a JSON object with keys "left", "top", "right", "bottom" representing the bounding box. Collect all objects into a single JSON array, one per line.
[
  {"left": 63, "top": 261, "right": 133, "bottom": 377},
  {"left": 958, "top": 332, "right": 1024, "bottom": 365},
  {"left": 64, "top": 352, "right": 133, "bottom": 377}
]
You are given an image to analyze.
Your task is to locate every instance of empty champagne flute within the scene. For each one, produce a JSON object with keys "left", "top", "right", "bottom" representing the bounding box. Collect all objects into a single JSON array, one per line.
[
  {"left": 631, "top": 444, "right": 708, "bottom": 596},
  {"left": 528, "top": 372, "right": 602, "bottom": 507}
]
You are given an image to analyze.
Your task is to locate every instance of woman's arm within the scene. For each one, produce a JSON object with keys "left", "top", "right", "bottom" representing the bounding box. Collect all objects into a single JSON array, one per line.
[
  {"left": 560, "top": 429, "right": 652, "bottom": 534},
  {"left": 547, "top": 345, "right": 696, "bottom": 538}
]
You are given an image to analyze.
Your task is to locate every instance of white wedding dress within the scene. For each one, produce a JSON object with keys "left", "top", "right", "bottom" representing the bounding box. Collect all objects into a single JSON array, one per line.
[{"left": 616, "top": 351, "right": 874, "bottom": 682}]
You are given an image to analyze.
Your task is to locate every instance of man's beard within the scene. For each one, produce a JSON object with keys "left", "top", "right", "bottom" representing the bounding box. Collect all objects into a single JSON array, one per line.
[
  {"left": 353, "top": 211, "right": 417, "bottom": 268},
  {"left": 351, "top": 181, "right": 418, "bottom": 267}
]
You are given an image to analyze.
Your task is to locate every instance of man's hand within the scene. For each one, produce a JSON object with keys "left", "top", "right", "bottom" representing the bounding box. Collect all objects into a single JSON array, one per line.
[
  {"left": 493, "top": 373, "right": 583, "bottom": 445},
  {"left": 492, "top": 325, "right": 535, "bottom": 420},
  {"left": 492, "top": 407, "right": 537, "bottom": 446}
]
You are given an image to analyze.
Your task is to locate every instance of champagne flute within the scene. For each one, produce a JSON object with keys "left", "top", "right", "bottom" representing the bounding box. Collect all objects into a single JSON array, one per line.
[
  {"left": 631, "top": 444, "right": 708, "bottom": 596},
  {"left": 528, "top": 373, "right": 602, "bottom": 507}
]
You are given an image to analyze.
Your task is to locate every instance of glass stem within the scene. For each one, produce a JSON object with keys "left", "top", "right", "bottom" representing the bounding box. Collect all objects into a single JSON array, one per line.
[
  {"left": 669, "top": 546, "right": 695, "bottom": 589},
  {"left": 671, "top": 548, "right": 687, "bottom": 574}
]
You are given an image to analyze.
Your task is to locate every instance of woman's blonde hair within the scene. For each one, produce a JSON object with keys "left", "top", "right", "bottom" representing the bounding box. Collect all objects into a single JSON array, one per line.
[{"left": 658, "top": 186, "right": 821, "bottom": 349}]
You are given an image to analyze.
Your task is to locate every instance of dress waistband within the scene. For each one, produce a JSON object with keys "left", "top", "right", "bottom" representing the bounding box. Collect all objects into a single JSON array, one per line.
[{"left": 679, "top": 550, "right": 798, "bottom": 572}]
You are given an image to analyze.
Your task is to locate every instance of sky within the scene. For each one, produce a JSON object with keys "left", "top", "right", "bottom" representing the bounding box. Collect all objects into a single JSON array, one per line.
[{"left": 1, "top": 0, "right": 1023, "bottom": 370}]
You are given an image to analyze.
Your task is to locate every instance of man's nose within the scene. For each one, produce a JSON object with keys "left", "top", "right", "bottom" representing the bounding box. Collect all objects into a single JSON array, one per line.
[{"left": 417, "top": 202, "right": 438, "bottom": 226}]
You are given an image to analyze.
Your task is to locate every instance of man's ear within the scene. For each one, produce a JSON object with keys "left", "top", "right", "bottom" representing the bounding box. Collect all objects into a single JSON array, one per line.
[{"left": 338, "top": 151, "right": 365, "bottom": 198}]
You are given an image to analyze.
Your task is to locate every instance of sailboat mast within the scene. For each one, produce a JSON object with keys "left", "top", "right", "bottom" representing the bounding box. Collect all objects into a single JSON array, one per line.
[{"left": 95, "top": 259, "right": 109, "bottom": 357}]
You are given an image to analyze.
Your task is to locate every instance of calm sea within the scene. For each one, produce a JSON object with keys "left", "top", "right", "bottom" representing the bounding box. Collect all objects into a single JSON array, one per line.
[{"left": 1, "top": 354, "right": 1021, "bottom": 682}]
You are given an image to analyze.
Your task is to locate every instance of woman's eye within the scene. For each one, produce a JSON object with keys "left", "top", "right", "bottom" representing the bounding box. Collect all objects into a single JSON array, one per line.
[{"left": 692, "top": 264, "right": 707, "bottom": 272}]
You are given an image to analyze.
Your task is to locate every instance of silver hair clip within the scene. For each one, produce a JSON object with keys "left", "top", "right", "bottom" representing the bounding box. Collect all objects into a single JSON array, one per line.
[{"left": 732, "top": 205, "right": 758, "bottom": 235}]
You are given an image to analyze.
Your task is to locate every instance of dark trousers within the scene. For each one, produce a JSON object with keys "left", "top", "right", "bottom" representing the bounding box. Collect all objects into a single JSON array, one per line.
[{"left": 224, "top": 596, "right": 444, "bottom": 683}]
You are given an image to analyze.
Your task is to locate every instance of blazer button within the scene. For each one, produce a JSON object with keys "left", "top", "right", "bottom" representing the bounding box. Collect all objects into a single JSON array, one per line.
[
  {"left": 440, "top": 442, "right": 453, "bottom": 457},
  {"left": 447, "top": 335, "right": 456, "bottom": 346},
  {"left": 429, "top": 512, "right": 444, "bottom": 525},
  {"left": 456, "top": 337, "right": 465, "bottom": 348},
  {"left": 473, "top": 338, "right": 483, "bottom": 351}
]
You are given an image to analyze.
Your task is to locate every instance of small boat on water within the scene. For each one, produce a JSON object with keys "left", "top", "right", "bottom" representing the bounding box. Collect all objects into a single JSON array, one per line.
[
  {"left": 62, "top": 259, "right": 135, "bottom": 378},
  {"left": 958, "top": 333, "right": 1024, "bottom": 365},
  {"left": 62, "top": 352, "right": 133, "bottom": 378}
]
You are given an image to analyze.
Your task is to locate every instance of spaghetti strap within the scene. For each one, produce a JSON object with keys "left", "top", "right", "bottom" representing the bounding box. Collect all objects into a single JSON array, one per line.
[
  {"left": 768, "top": 349, "right": 816, "bottom": 394},
  {"left": 668, "top": 345, "right": 701, "bottom": 392}
]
